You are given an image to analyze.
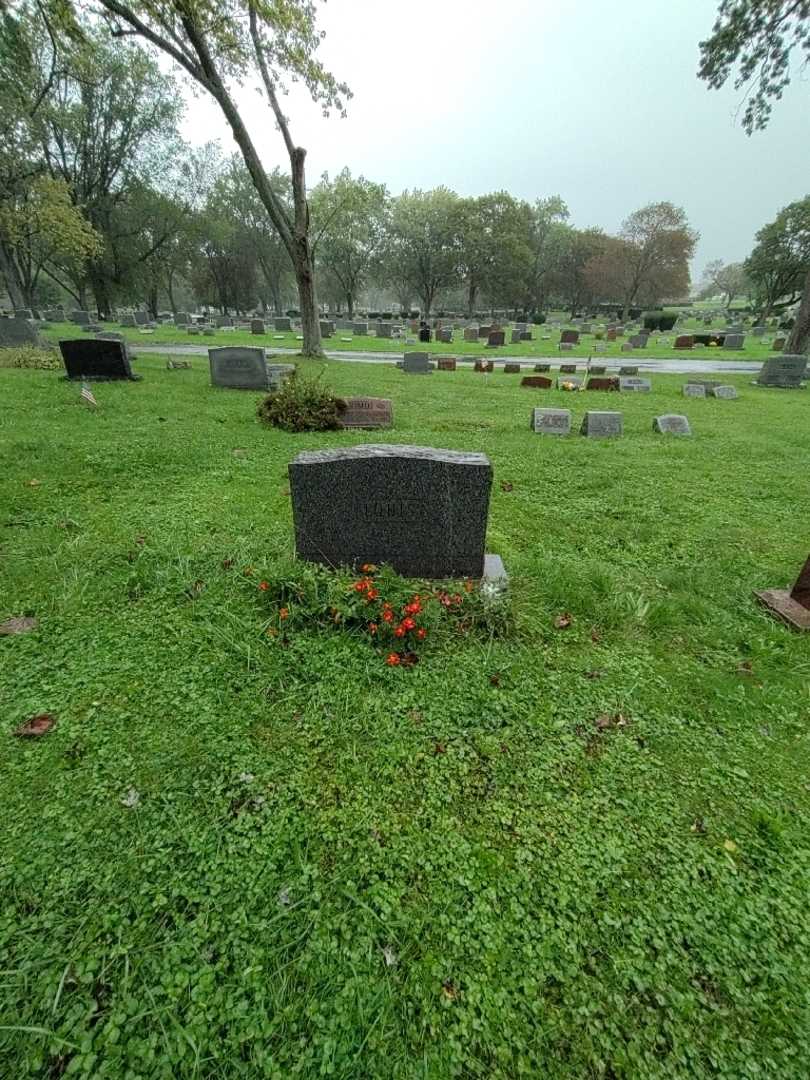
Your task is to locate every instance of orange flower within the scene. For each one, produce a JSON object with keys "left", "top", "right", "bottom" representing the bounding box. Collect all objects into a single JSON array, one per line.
[
  {"left": 385, "top": 653, "right": 401, "bottom": 666},
  {"left": 366, "top": 588, "right": 379, "bottom": 600},
  {"left": 361, "top": 563, "right": 377, "bottom": 573},
  {"left": 416, "top": 628, "right": 427, "bottom": 640},
  {"left": 279, "top": 607, "right": 289, "bottom": 620},
  {"left": 354, "top": 580, "right": 367, "bottom": 593},
  {"left": 404, "top": 601, "right": 421, "bottom": 615},
  {"left": 369, "top": 622, "right": 378, "bottom": 634},
  {"left": 258, "top": 581, "right": 269, "bottom": 591},
  {"left": 463, "top": 579, "right": 474, "bottom": 593},
  {"left": 394, "top": 626, "right": 406, "bottom": 638},
  {"left": 243, "top": 566, "right": 254, "bottom": 576},
  {"left": 401, "top": 617, "right": 416, "bottom": 631},
  {"left": 382, "top": 610, "right": 394, "bottom": 623}
]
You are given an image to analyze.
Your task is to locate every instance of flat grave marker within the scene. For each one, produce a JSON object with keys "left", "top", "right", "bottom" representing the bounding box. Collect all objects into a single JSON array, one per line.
[
  {"left": 339, "top": 397, "right": 393, "bottom": 429},
  {"left": 581, "top": 410, "right": 622, "bottom": 437}
]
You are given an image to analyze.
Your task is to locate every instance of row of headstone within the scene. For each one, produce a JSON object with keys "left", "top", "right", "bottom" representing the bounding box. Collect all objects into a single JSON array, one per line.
[{"left": 531, "top": 410, "right": 691, "bottom": 436}]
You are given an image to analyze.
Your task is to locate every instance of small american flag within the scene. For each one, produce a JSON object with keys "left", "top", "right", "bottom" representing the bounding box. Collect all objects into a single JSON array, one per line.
[{"left": 80, "top": 383, "right": 98, "bottom": 407}]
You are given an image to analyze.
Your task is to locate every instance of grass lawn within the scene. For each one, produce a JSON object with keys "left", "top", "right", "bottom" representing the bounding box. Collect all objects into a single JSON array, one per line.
[
  {"left": 41, "top": 320, "right": 784, "bottom": 364},
  {"left": 2, "top": 355, "right": 810, "bottom": 1078}
]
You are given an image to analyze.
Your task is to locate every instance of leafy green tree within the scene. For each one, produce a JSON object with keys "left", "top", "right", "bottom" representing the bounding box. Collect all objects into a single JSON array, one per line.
[
  {"left": 698, "top": 1, "right": 810, "bottom": 133},
  {"left": 382, "top": 189, "right": 460, "bottom": 318},
  {"left": 456, "top": 192, "right": 532, "bottom": 315},
  {"left": 699, "top": 1, "right": 810, "bottom": 351},
  {"left": 550, "top": 227, "right": 606, "bottom": 316},
  {"left": 66, "top": 0, "right": 350, "bottom": 355},
  {"left": 310, "top": 169, "right": 388, "bottom": 318},
  {"left": 520, "top": 196, "right": 569, "bottom": 314},
  {"left": 744, "top": 197, "right": 810, "bottom": 318}
]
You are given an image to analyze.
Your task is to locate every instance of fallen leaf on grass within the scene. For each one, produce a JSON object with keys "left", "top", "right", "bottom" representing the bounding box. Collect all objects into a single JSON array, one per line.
[
  {"left": 554, "top": 613, "right": 573, "bottom": 630},
  {"left": 594, "top": 713, "right": 628, "bottom": 731},
  {"left": 584, "top": 670, "right": 603, "bottom": 680},
  {"left": 186, "top": 579, "right": 205, "bottom": 599},
  {"left": 590, "top": 627, "right": 602, "bottom": 643},
  {"left": 0, "top": 616, "right": 38, "bottom": 636},
  {"left": 277, "top": 886, "right": 291, "bottom": 907},
  {"left": 26, "top": 479, "right": 41, "bottom": 487},
  {"left": 691, "top": 817, "right": 707, "bottom": 834},
  {"left": 500, "top": 481, "right": 514, "bottom": 492},
  {"left": 407, "top": 709, "right": 423, "bottom": 724},
  {"left": 121, "top": 787, "right": 140, "bottom": 807},
  {"left": 281, "top": 488, "right": 290, "bottom": 497},
  {"left": 433, "top": 741, "right": 447, "bottom": 755},
  {"left": 489, "top": 672, "right": 502, "bottom": 687},
  {"left": 222, "top": 558, "right": 234, "bottom": 570},
  {"left": 442, "top": 980, "right": 458, "bottom": 1001},
  {"left": 723, "top": 838, "right": 738, "bottom": 853},
  {"left": 737, "top": 661, "right": 754, "bottom": 676},
  {"left": 13, "top": 713, "right": 56, "bottom": 738}
]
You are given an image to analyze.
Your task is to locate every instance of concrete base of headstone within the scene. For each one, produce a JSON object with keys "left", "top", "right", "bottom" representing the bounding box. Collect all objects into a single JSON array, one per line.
[
  {"left": 755, "top": 589, "right": 810, "bottom": 631},
  {"left": 481, "top": 554, "right": 508, "bottom": 597}
]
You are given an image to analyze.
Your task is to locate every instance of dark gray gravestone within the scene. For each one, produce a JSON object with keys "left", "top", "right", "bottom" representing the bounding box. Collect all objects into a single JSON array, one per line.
[
  {"left": 353, "top": 321, "right": 369, "bottom": 336},
  {"left": 0, "top": 317, "right": 39, "bottom": 347},
  {"left": 510, "top": 329, "right": 522, "bottom": 344},
  {"left": 683, "top": 383, "right": 706, "bottom": 398},
  {"left": 723, "top": 333, "right": 745, "bottom": 350},
  {"left": 559, "top": 364, "right": 577, "bottom": 374},
  {"left": 216, "top": 315, "right": 234, "bottom": 329},
  {"left": 629, "top": 334, "right": 648, "bottom": 348},
  {"left": 437, "top": 327, "right": 453, "bottom": 343},
  {"left": 520, "top": 331, "right": 532, "bottom": 342},
  {"left": 503, "top": 362, "right": 521, "bottom": 374},
  {"left": 273, "top": 317, "right": 292, "bottom": 332},
  {"left": 71, "top": 310, "right": 91, "bottom": 325},
  {"left": 709, "top": 385, "right": 738, "bottom": 399},
  {"left": 319, "top": 320, "right": 334, "bottom": 338},
  {"left": 620, "top": 377, "right": 651, "bottom": 392},
  {"left": 251, "top": 319, "right": 265, "bottom": 335},
  {"left": 755, "top": 355, "right": 806, "bottom": 389},
  {"left": 619, "top": 365, "right": 639, "bottom": 375},
  {"left": 653, "top": 414, "right": 691, "bottom": 435},
  {"left": 59, "top": 338, "right": 139, "bottom": 380},
  {"left": 289, "top": 445, "right": 492, "bottom": 578},
  {"left": 534, "top": 363, "right": 551, "bottom": 372},
  {"left": 463, "top": 327, "right": 478, "bottom": 342},
  {"left": 15, "top": 309, "right": 33, "bottom": 320},
  {"left": 339, "top": 397, "right": 393, "bottom": 429},
  {"left": 532, "top": 408, "right": 571, "bottom": 435},
  {"left": 403, "top": 352, "right": 431, "bottom": 374},
  {"left": 134, "top": 311, "right": 149, "bottom": 326},
  {"left": 209, "top": 346, "right": 269, "bottom": 390},
  {"left": 588, "top": 365, "right": 607, "bottom": 374},
  {"left": 580, "top": 411, "right": 622, "bottom": 437},
  {"left": 267, "top": 363, "right": 296, "bottom": 390},
  {"left": 174, "top": 312, "right": 190, "bottom": 326},
  {"left": 119, "top": 314, "right": 136, "bottom": 327}
]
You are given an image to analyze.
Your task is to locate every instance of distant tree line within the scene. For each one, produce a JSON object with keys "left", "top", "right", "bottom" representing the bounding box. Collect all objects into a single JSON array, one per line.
[{"left": 1, "top": 6, "right": 807, "bottom": 350}]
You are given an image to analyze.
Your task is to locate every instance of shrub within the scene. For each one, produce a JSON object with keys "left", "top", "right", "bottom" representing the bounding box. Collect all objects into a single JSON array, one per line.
[
  {"left": 532, "top": 313, "right": 546, "bottom": 325},
  {"left": 0, "top": 346, "right": 62, "bottom": 371},
  {"left": 256, "top": 372, "right": 344, "bottom": 432}
]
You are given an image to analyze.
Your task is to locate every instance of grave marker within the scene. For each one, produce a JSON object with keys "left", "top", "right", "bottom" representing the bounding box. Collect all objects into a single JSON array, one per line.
[
  {"left": 521, "top": 376, "right": 552, "bottom": 388},
  {"left": 288, "top": 445, "right": 493, "bottom": 578},
  {"left": 619, "top": 377, "right": 652, "bottom": 392},
  {"left": 754, "top": 355, "right": 806, "bottom": 389},
  {"left": 59, "top": 338, "right": 140, "bottom": 381},
  {"left": 403, "top": 352, "right": 431, "bottom": 374},
  {"left": 756, "top": 555, "right": 810, "bottom": 631},
  {"left": 209, "top": 346, "right": 271, "bottom": 390},
  {"left": 653, "top": 414, "right": 691, "bottom": 435},
  {"left": 338, "top": 397, "right": 393, "bottom": 429},
  {"left": 580, "top": 411, "right": 622, "bottom": 437},
  {"left": 532, "top": 408, "right": 571, "bottom": 434}
]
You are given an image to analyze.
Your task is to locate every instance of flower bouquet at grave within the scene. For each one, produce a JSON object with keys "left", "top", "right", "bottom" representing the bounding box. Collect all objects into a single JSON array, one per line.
[
  {"left": 253, "top": 560, "right": 510, "bottom": 666},
  {"left": 560, "top": 380, "right": 584, "bottom": 392}
]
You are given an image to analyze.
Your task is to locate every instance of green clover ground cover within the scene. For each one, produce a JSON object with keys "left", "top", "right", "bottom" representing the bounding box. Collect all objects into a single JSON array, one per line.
[{"left": 1, "top": 356, "right": 809, "bottom": 1078}]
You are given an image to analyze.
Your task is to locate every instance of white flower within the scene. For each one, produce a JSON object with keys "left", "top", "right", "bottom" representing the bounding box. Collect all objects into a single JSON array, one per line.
[
  {"left": 121, "top": 787, "right": 140, "bottom": 808},
  {"left": 382, "top": 945, "right": 398, "bottom": 968},
  {"left": 238, "top": 772, "right": 255, "bottom": 783},
  {"left": 277, "top": 886, "right": 291, "bottom": 907}
]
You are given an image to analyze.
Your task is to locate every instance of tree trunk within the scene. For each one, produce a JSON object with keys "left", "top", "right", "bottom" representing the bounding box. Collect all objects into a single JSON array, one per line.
[
  {"left": 786, "top": 268, "right": 810, "bottom": 355},
  {"left": 166, "top": 270, "right": 177, "bottom": 314},
  {"left": 0, "top": 240, "right": 27, "bottom": 311},
  {"left": 294, "top": 243, "right": 320, "bottom": 354},
  {"left": 89, "top": 268, "right": 113, "bottom": 319},
  {"left": 148, "top": 285, "right": 158, "bottom": 319},
  {"left": 467, "top": 280, "right": 477, "bottom": 317},
  {"left": 347, "top": 295, "right": 354, "bottom": 318}
]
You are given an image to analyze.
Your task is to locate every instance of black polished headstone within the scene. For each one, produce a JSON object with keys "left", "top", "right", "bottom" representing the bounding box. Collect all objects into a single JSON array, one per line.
[
  {"left": 289, "top": 445, "right": 492, "bottom": 578},
  {"left": 59, "top": 338, "right": 139, "bottom": 380}
]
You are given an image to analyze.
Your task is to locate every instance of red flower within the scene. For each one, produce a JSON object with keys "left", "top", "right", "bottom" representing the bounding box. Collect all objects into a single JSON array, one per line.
[
  {"left": 382, "top": 610, "right": 394, "bottom": 623},
  {"left": 394, "top": 626, "right": 406, "bottom": 638},
  {"left": 258, "top": 581, "right": 269, "bottom": 591},
  {"left": 416, "top": 628, "right": 427, "bottom": 640},
  {"left": 401, "top": 617, "right": 416, "bottom": 631},
  {"left": 369, "top": 622, "right": 378, "bottom": 634},
  {"left": 279, "top": 607, "right": 289, "bottom": 620},
  {"left": 451, "top": 593, "right": 462, "bottom": 605},
  {"left": 404, "top": 601, "right": 421, "bottom": 615},
  {"left": 385, "top": 653, "right": 401, "bottom": 666},
  {"left": 361, "top": 563, "right": 377, "bottom": 573},
  {"left": 354, "top": 580, "right": 367, "bottom": 593},
  {"left": 366, "top": 588, "right": 379, "bottom": 600}
]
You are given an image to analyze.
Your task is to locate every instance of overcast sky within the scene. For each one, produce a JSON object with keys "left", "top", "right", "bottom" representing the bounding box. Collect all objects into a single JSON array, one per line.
[{"left": 177, "top": 0, "right": 808, "bottom": 281}]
